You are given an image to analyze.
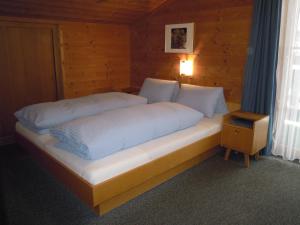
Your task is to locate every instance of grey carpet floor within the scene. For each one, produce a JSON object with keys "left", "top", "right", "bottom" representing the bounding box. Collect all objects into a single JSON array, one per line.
[{"left": 1, "top": 145, "right": 300, "bottom": 225}]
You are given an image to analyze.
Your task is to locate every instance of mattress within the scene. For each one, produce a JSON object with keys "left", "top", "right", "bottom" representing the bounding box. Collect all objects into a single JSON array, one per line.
[{"left": 16, "top": 114, "right": 223, "bottom": 185}]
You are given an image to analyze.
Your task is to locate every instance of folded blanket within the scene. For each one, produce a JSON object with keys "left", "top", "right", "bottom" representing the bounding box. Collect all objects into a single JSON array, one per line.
[
  {"left": 15, "top": 92, "right": 147, "bottom": 134},
  {"left": 50, "top": 102, "right": 204, "bottom": 160}
]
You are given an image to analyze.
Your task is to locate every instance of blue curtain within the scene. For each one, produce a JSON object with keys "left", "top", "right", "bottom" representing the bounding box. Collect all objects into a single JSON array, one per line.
[{"left": 241, "top": 0, "right": 282, "bottom": 154}]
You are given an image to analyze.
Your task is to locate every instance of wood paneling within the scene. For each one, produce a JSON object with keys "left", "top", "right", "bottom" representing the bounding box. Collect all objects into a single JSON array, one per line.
[
  {"left": 0, "top": 0, "right": 170, "bottom": 24},
  {"left": 59, "top": 22, "right": 131, "bottom": 98},
  {"left": 0, "top": 21, "right": 58, "bottom": 141},
  {"left": 130, "top": 0, "right": 253, "bottom": 103},
  {"left": 1, "top": 16, "right": 131, "bottom": 99}
]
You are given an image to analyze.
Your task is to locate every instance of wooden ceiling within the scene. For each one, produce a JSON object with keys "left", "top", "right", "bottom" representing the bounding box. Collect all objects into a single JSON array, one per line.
[{"left": 0, "top": 0, "right": 171, "bottom": 24}]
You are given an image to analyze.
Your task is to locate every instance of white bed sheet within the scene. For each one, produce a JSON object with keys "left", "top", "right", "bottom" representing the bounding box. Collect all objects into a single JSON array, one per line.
[{"left": 16, "top": 114, "right": 223, "bottom": 185}]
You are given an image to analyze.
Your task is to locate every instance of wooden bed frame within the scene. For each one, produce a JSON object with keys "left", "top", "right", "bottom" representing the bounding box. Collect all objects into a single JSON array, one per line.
[{"left": 16, "top": 131, "right": 221, "bottom": 215}]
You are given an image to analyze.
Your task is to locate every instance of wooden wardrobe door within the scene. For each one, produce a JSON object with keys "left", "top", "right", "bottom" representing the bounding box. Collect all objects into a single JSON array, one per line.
[{"left": 0, "top": 22, "right": 59, "bottom": 144}]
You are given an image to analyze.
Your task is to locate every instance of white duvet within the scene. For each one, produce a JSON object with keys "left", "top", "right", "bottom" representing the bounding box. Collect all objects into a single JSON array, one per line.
[
  {"left": 50, "top": 102, "right": 204, "bottom": 160},
  {"left": 15, "top": 92, "right": 147, "bottom": 133}
]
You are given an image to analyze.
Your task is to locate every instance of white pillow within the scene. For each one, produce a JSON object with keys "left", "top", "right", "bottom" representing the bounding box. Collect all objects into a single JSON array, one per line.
[
  {"left": 214, "top": 89, "right": 228, "bottom": 114},
  {"left": 175, "top": 84, "right": 228, "bottom": 117},
  {"left": 139, "top": 78, "right": 179, "bottom": 103}
]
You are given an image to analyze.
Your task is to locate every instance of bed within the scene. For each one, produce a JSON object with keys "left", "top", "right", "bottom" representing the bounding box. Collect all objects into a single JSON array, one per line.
[
  {"left": 16, "top": 113, "right": 224, "bottom": 215},
  {"left": 15, "top": 77, "right": 240, "bottom": 215}
]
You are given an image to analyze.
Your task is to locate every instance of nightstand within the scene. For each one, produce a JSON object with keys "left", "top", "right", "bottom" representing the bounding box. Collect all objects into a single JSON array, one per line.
[
  {"left": 220, "top": 110, "right": 269, "bottom": 167},
  {"left": 122, "top": 87, "right": 140, "bottom": 95},
  {"left": 113, "top": 87, "right": 140, "bottom": 95}
]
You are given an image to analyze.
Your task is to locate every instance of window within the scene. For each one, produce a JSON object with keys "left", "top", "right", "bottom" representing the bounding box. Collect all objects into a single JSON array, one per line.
[{"left": 272, "top": 0, "right": 300, "bottom": 160}]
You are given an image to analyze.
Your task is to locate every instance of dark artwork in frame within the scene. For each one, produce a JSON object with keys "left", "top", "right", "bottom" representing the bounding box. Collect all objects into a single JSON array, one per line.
[
  {"left": 165, "top": 23, "right": 194, "bottom": 54},
  {"left": 171, "top": 28, "right": 187, "bottom": 49}
]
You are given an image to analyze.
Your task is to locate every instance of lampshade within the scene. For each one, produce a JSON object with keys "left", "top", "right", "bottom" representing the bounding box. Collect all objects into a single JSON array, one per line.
[{"left": 180, "top": 60, "right": 193, "bottom": 76}]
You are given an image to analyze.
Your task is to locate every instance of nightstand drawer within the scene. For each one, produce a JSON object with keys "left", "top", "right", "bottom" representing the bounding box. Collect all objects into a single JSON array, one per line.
[{"left": 221, "top": 124, "right": 253, "bottom": 153}]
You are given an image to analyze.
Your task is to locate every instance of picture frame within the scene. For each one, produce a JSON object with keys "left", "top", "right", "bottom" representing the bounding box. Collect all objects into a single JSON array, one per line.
[{"left": 165, "top": 23, "right": 194, "bottom": 53}]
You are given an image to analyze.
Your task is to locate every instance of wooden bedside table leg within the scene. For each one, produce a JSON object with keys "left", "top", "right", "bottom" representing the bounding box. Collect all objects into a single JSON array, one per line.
[
  {"left": 244, "top": 154, "right": 250, "bottom": 168},
  {"left": 255, "top": 152, "right": 260, "bottom": 160},
  {"left": 224, "top": 148, "right": 231, "bottom": 160}
]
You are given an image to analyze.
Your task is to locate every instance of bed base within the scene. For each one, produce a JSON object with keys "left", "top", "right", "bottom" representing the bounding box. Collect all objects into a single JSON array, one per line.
[{"left": 16, "top": 131, "right": 221, "bottom": 215}]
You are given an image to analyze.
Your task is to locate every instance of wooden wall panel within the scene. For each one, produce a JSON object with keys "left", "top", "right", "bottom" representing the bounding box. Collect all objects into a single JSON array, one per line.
[
  {"left": 0, "top": 16, "right": 131, "bottom": 98},
  {"left": 0, "top": 21, "right": 58, "bottom": 142},
  {"left": 59, "top": 22, "right": 130, "bottom": 98},
  {"left": 130, "top": 0, "right": 253, "bottom": 103},
  {"left": 1, "top": 16, "right": 131, "bottom": 100}
]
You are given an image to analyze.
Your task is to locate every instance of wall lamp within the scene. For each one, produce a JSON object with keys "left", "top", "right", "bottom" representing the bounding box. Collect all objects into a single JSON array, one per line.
[{"left": 180, "top": 59, "right": 193, "bottom": 76}]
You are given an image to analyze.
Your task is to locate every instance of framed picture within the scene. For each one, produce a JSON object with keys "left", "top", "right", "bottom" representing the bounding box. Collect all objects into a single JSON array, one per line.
[{"left": 165, "top": 23, "right": 194, "bottom": 53}]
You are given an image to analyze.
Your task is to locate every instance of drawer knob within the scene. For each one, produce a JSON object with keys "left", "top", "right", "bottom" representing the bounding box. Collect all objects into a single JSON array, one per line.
[{"left": 234, "top": 129, "right": 239, "bottom": 134}]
